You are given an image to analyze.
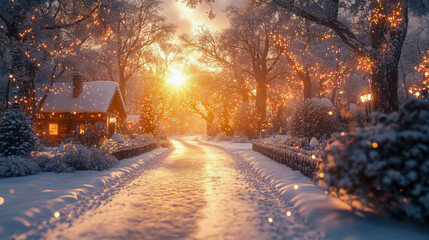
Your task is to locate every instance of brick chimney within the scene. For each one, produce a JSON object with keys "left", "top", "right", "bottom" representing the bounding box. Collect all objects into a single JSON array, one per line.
[{"left": 72, "top": 71, "right": 83, "bottom": 98}]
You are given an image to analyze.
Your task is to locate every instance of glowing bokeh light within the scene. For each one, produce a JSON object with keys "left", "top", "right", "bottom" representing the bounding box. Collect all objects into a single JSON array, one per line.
[
  {"left": 9, "top": 189, "right": 15, "bottom": 194},
  {"left": 268, "top": 217, "right": 273, "bottom": 223},
  {"left": 0, "top": 197, "right": 4, "bottom": 205},
  {"left": 286, "top": 211, "right": 292, "bottom": 217},
  {"left": 54, "top": 212, "right": 61, "bottom": 218},
  {"left": 294, "top": 185, "right": 299, "bottom": 190}
]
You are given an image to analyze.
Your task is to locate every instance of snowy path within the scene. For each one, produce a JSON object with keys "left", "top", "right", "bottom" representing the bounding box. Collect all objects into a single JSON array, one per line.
[{"left": 40, "top": 137, "right": 321, "bottom": 240}]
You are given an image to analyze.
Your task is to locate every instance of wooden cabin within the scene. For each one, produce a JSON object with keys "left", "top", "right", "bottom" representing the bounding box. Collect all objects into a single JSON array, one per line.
[{"left": 36, "top": 74, "right": 127, "bottom": 144}]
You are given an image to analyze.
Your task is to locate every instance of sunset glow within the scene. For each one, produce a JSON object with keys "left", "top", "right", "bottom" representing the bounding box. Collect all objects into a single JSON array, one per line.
[{"left": 167, "top": 69, "right": 187, "bottom": 87}]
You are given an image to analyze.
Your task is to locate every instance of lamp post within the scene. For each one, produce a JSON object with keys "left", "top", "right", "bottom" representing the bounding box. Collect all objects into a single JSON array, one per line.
[
  {"left": 424, "top": 71, "right": 429, "bottom": 99},
  {"left": 360, "top": 93, "right": 372, "bottom": 117}
]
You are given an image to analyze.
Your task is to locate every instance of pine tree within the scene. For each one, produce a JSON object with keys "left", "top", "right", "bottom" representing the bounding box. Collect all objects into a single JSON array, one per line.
[
  {"left": 0, "top": 103, "right": 38, "bottom": 157},
  {"left": 219, "top": 103, "right": 232, "bottom": 135},
  {"left": 139, "top": 97, "right": 156, "bottom": 134}
]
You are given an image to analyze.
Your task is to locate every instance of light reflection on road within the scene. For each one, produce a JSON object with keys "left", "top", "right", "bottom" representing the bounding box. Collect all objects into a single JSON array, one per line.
[{"left": 43, "top": 137, "right": 320, "bottom": 240}]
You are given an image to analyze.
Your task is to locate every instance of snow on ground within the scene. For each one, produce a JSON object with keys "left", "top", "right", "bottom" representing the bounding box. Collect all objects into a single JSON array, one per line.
[
  {"left": 29, "top": 137, "right": 322, "bottom": 240},
  {"left": 200, "top": 137, "right": 429, "bottom": 240},
  {"left": 0, "top": 148, "right": 170, "bottom": 239}
]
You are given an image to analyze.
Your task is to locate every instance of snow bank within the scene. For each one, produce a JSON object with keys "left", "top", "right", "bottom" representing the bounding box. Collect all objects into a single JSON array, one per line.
[
  {"left": 201, "top": 139, "right": 429, "bottom": 240},
  {"left": 0, "top": 148, "right": 170, "bottom": 239}
]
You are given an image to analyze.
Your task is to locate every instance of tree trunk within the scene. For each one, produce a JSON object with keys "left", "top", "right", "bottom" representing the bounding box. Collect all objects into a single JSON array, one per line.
[
  {"left": 371, "top": 61, "right": 400, "bottom": 113},
  {"left": 370, "top": 0, "right": 408, "bottom": 114},
  {"left": 303, "top": 73, "right": 312, "bottom": 99},
  {"left": 272, "top": 105, "right": 283, "bottom": 133},
  {"left": 255, "top": 81, "right": 267, "bottom": 123}
]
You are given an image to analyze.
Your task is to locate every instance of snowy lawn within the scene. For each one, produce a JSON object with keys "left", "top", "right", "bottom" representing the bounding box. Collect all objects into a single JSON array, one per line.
[
  {"left": 0, "top": 148, "right": 170, "bottom": 239},
  {"left": 201, "top": 138, "right": 429, "bottom": 240}
]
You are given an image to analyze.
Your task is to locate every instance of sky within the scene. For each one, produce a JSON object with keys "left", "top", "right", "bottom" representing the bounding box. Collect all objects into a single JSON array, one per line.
[{"left": 162, "top": 0, "right": 245, "bottom": 36}]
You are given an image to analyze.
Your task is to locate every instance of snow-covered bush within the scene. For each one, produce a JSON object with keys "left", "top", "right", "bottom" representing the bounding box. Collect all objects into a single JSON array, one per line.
[
  {"left": 216, "top": 132, "right": 232, "bottom": 141},
  {"left": 231, "top": 135, "right": 251, "bottom": 143},
  {"left": 58, "top": 144, "right": 118, "bottom": 171},
  {"left": 34, "top": 144, "right": 119, "bottom": 172},
  {"left": 0, "top": 105, "right": 38, "bottom": 157},
  {"left": 318, "top": 99, "right": 429, "bottom": 222},
  {"left": 32, "top": 152, "right": 75, "bottom": 173},
  {"left": 0, "top": 156, "right": 40, "bottom": 177},
  {"left": 158, "top": 140, "right": 173, "bottom": 148},
  {"left": 136, "top": 134, "right": 155, "bottom": 143},
  {"left": 87, "top": 147, "right": 120, "bottom": 171},
  {"left": 66, "top": 122, "right": 107, "bottom": 147},
  {"left": 289, "top": 99, "right": 339, "bottom": 141}
]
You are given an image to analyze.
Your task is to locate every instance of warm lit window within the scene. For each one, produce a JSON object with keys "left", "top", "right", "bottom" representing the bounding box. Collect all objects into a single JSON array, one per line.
[
  {"left": 79, "top": 124, "right": 85, "bottom": 135},
  {"left": 49, "top": 123, "right": 58, "bottom": 135}
]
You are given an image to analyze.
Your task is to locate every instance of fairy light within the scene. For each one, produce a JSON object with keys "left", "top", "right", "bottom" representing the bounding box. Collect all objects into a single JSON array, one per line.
[
  {"left": 54, "top": 212, "right": 60, "bottom": 218},
  {"left": 286, "top": 211, "right": 292, "bottom": 217},
  {"left": 294, "top": 185, "right": 299, "bottom": 190}
]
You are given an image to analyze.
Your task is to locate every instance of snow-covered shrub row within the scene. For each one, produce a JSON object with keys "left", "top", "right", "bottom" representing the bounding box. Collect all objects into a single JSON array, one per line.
[
  {"left": 318, "top": 99, "right": 429, "bottom": 222},
  {"left": 252, "top": 142, "right": 320, "bottom": 179},
  {"left": 0, "top": 156, "right": 41, "bottom": 177},
  {"left": 262, "top": 141, "right": 319, "bottom": 159},
  {"left": 32, "top": 144, "right": 119, "bottom": 172},
  {"left": 289, "top": 99, "right": 339, "bottom": 141}
]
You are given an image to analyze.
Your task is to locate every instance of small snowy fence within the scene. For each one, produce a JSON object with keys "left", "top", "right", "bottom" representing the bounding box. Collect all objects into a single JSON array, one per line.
[
  {"left": 252, "top": 142, "right": 321, "bottom": 179},
  {"left": 111, "top": 142, "right": 158, "bottom": 160}
]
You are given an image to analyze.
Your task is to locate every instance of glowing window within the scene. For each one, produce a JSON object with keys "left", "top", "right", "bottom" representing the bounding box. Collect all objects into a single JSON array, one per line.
[
  {"left": 49, "top": 123, "right": 58, "bottom": 135},
  {"left": 79, "top": 124, "right": 85, "bottom": 135}
]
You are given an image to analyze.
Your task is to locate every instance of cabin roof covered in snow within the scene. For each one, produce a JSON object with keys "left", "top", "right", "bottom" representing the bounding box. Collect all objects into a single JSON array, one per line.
[{"left": 41, "top": 81, "right": 126, "bottom": 114}]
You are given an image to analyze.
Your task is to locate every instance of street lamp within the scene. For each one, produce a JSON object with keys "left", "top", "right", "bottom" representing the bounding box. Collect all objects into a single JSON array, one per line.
[{"left": 360, "top": 93, "right": 372, "bottom": 117}]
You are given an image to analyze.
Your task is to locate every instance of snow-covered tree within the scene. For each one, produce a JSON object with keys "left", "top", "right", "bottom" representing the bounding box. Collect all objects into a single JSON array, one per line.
[
  {"left": 0, "top": 103, "right": 38, "bottom": 157},
  {"left": 95, "top": 0, "right": 174, "bottom": 102},
  {"left": 222, "top": 5, "right": 288, "bottom": 128},
  {"left": 139, "top": 97, "right": 157, "bottom": 135},
  {"left": 268, "top": 0, "right": 429, "bottom": 113},
  {"left": 0, "top": 0, "right": 108, "bottom": 116}
]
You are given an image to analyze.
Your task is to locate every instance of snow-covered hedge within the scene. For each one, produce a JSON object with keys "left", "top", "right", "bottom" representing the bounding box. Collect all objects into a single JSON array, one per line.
[
  {"left": 252, "top": 142, "right": 320, "bottom": 179},
  {"left": 111, "top": 142, "right": 157, "bottom": 160},
  {"left": 318, "top": 99, "right": 429, "bottom": 222},
  {"left": 0, "top": 156, "right": 41, "bottom": 177}
]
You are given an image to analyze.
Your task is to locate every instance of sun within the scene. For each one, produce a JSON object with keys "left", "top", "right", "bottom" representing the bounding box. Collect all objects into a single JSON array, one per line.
[{"left": 168, "top": 69, "right": 187, "bottom": 87}]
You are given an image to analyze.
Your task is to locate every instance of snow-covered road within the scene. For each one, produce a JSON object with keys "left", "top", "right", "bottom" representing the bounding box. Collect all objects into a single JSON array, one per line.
[{"left": 40, "top": 137, "right": 321, "bottom": 240}]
